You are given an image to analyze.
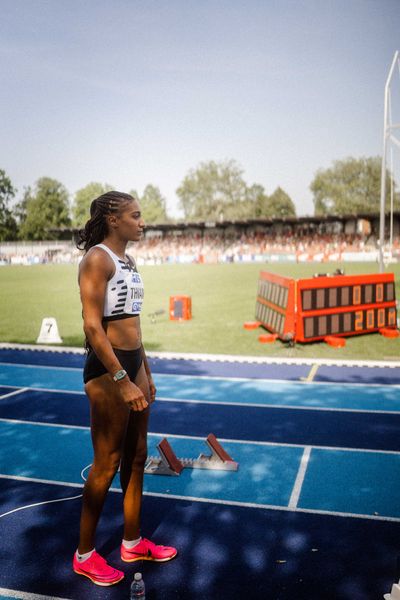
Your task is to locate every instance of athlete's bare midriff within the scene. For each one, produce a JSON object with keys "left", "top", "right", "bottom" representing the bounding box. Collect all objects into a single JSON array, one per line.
[{"left": 103, "top": 316, "right": 142, "bottom": 350}]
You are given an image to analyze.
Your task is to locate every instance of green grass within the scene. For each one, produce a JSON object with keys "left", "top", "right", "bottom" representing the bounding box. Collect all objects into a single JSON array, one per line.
[{"left": 0, "top": 262, "right": 399, "bottom": 361}]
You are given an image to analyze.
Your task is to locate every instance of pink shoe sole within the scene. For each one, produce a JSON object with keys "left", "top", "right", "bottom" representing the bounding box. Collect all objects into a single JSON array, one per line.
[
  {"left": 73, "top": 566, "right": 124, "bottom": 586},
  {"left": 121, "top": 551, "right": 177, "bottom": 563}
]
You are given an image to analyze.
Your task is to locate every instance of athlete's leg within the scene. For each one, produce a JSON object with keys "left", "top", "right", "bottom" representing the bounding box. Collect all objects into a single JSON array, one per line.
[
  {"left": 120, "top": 362, "right": 150, "bottom": 541},
  {"left": 78, "top": 374, "right": 130, "bottom": 554}
]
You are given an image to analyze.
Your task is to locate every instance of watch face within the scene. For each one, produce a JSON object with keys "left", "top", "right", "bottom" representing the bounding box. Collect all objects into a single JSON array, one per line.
[{"left": 114, "top": 370, "right": 126, "bottom": 381}]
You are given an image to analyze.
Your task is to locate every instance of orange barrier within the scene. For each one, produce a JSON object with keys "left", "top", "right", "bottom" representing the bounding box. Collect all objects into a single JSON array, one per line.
[
  {"left": 169, "top": 295, "right": 192, "bottom": 320},
  {"left": 243, "top": 321, "right": 261, "bottom": 330},
  {"left": 258, "top": 333, "right": 278, "bottom": 343},
  {"left": 379, "top": 327, "right": 400, "bottom": 338},
  {"left": 325, "top": 335, "right": 346, "bottom": 348},
  {"left": 256, "top": 271, "right": 398, "bottom": 343}
]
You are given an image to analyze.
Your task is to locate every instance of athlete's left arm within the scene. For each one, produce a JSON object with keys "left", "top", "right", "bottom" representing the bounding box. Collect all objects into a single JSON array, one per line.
[{"left": 141, "top": 343, "right": 156, "bottom": 403}]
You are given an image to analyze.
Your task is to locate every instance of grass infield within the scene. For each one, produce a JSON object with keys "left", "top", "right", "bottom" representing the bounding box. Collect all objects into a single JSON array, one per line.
[{"left": 0, "top": 261, "right": 399, "bottom": 361}]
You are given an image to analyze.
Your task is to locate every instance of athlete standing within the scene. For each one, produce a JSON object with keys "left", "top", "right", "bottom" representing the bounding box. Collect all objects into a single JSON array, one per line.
[{"left": 73, "top": 191, "right": 176, "bottom": 586}]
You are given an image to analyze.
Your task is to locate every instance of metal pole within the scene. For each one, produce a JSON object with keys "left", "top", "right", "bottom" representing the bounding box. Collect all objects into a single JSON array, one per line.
[
  {"left": 389, "top": 146, "right": 394, "bottom": 249},
  {"left": 388, "top": 93, "right": 394, "bottom": 251},
  {"left": 379, "top": 51, "right": 399, "bottom": 272}
]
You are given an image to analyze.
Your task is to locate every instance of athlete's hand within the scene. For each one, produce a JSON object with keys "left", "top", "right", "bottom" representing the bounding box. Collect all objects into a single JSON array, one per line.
[
  {"left": 148, "top": 375, "right": 156, "bottom": 404},
  {"left": 118, "top": 379, "right": 148, "bottom": 411}
]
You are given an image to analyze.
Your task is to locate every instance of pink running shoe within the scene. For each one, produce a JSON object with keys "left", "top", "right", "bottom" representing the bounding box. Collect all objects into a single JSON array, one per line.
[
  {"left": 121, "top": 538, "right": 177, "bottom": 563},
  {"left": 73, "top": 551, "right": 124, "bottom": 586}
]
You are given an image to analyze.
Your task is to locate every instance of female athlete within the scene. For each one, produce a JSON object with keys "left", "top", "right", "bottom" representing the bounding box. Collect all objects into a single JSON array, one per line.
[{"left": 73, "top": 191, "right": 176, "bottom": 586}]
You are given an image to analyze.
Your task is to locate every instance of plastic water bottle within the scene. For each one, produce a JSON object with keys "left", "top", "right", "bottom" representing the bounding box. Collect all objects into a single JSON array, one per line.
[{"left": 130, "top": 572, "right": 145, "bottom": 599}]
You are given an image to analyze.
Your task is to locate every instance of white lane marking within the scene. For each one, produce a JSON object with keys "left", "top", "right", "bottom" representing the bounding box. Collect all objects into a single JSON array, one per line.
[
  {"left": 1, "top": 417, "right": 399, "bottom": 455},
  {"left": 289, "top": 446, "right": 312, "bottom": 508},
  {"left": 0, "top": 387, "right": 29, "bottom": 400},
  {"left": 0, "top": 494, "right": 82, "bottom": 519},
  {"left": 2, "top": 342, "right": 400, "bottom": 367},
  {"left": 0, "top": 342, "right": 85, "bottom": 355},
  {"left": 0, "top": 417, "right": 89, "bottom": 431},
  {"left": 0, "top": 473, "right": 86, "bottom": 488},
  {"left": 1, "top": 360, "right": 400, "bottom": 387},
  {"left": 0, "top": 473, "right": 399, "bottom": 524},
  {"left": 0, "top": 384, "right": 399, "bottom": 414},
  {"left": 301, "top": 364, "right": 319, "bottom": 383},
  {"left": 0, "top": 587, "right": 72, "bottom": 600},
  {"left": 0, "top": 384, "right": 84, "bottom": 395},
  {"left": 0, "top": 361, "right": 81, "bottom": 372},
  {"left": 155, "top": 372, "right": 400, "bottom": 387},
  {"left": 156, "top": 396, "right": 400, "bottom": 415}
]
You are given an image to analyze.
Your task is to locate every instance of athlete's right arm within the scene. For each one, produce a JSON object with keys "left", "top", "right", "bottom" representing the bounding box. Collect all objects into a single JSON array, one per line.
[{"left": 79, "top": 249, "right": 148, "bottom": 411}]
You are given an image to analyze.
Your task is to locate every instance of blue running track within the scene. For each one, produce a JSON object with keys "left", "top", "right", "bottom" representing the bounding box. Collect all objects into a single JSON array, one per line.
[{"left": 0, "top": 347, "right": 399, "bottom": 600}]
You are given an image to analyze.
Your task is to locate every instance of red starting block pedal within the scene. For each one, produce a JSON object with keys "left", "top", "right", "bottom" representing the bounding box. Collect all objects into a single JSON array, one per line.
[
  {"left": 144, "top": 438, "right": 184, "bottom": 476},
  {"left": 207, "top": 433, "right": 236, "bottom": 463}
]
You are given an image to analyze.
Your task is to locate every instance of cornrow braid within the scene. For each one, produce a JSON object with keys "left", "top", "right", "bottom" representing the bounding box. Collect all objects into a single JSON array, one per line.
[{"left": 76, "top": 191, "right": 134, "bottom": 253}]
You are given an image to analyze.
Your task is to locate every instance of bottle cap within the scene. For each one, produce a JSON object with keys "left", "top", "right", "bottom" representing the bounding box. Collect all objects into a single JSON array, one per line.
[{"left": 134, "top": 572, "right": 142, "bottom": 581}]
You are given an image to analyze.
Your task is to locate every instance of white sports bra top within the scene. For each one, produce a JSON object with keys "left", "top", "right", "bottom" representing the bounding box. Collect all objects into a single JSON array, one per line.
[{"left": 95, "top": 243, "right": 144, "bottom": 321}]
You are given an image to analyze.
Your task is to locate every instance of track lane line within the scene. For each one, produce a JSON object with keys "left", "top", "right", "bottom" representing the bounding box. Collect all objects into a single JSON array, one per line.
[
  {"left": 0, "top": 417, "right": 399, "bottom": 454},
  {"left": 0, "top": 587, "right": 72, "bottom": 600},
  {"left": 1, "top": 385, "right": 400, "bottom": 414},
  {"left": 1, "top": 361, "right": 400, "bottom": 386},
  {"left": 289, "top": 446, "right": 312, "bottom": 508},
  {"left": 0, "top": 387, "right": 29, "bottom": 400},
  {"left": 1, "top": 473, "right": 400, "bottom": 523}
]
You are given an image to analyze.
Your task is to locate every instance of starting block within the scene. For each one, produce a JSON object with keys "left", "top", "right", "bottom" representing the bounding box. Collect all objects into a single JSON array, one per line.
[
  {"left": 144, "top": 434, "right": 239, "bottom": 476},
  {"left": 145, "top": 438, "right": 184, "bottom": 476}
]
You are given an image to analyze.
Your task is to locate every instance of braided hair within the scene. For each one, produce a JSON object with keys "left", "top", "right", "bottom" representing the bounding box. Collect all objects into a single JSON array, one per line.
[{"left": 76, "top": 191, "right": 135, "bottom": 252}]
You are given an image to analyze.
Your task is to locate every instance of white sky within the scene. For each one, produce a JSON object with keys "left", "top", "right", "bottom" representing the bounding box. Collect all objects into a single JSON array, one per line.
[{"left": 1, "top": 0, "right": 399, "bottom": 217}]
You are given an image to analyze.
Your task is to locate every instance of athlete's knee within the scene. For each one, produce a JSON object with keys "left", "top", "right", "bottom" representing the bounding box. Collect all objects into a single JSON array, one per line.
[{"left": 92, "top": 452, "right": 121, "bottom": 479}]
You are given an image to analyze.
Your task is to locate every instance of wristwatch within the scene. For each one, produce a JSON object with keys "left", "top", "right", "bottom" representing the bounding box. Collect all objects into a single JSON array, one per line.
[{"left": 113, "top": 369, "right": 127, "bottom": 382}]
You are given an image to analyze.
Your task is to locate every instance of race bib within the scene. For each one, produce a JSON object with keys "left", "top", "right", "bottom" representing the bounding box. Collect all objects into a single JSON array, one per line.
[{"left": 124, "top": 271, "right": 144, "bottom": 314}]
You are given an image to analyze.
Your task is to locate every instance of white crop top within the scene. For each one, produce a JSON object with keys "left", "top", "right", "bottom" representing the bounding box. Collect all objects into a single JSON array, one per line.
[{"left": 95, "top": 243, "right": 144, "bottom": 321}]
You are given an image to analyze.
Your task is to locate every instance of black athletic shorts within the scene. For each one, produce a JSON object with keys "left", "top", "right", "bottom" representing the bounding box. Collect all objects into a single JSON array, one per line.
[{"left": 83, "top": 347, "right": 143, "bottom": 384}]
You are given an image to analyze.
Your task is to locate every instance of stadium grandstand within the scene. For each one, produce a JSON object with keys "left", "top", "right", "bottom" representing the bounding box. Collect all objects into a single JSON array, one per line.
[{"left": 1, "top": 212, "right": 399, "bottom": 266}]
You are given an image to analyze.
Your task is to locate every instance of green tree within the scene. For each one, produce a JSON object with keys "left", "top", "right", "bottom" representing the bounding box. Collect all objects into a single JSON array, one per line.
[
  {"left": 136, "top": 185, "right": 168, "bottom": 223},
  {"left": 245, "top": 184, "right": 269, "bottom": 218},
  {"left": 310, "top": 156, "right": 393, "bottom": 216},
  {"left": 14, "top": 187, "right": 31, "bottom": 232},
  {"left": 265, "top": 187, "right": 296, "bottom": 218},
  {"left": 72, "top": 182, "right": 114, "bottom": 227},
  {"left": 19, "top": 177, "right": 71, "bottom": 240},
  {"left": 0, "top": 169, "right": 18, "bottom": 240},
  {"left": 176, "top": 160, "right": 248, "bottom": 220}
]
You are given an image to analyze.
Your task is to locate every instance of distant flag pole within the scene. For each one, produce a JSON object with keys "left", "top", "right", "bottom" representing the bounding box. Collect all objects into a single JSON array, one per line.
[{"left": 379, "top": 50, "right": 399, "bottom": 272}]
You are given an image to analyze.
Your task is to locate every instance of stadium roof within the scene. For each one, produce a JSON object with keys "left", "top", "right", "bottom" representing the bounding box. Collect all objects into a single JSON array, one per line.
[{"left": 51, "top": 211, "right": 400, "bottom": 236}]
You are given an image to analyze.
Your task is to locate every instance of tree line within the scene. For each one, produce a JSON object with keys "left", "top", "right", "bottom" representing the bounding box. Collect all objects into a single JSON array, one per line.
[{"left": 0, "top": 156, "right": 395, "bottom": 241}]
